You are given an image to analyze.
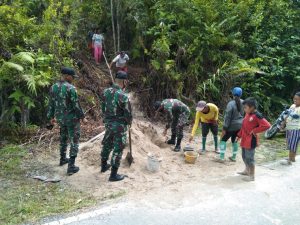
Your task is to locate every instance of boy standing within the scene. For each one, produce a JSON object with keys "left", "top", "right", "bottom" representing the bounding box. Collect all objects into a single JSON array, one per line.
[{"left": 237, "top": 98, "right": 270, "bottom": 182}]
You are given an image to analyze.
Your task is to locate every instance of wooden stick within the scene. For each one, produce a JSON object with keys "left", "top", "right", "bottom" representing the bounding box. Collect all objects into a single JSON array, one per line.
[{"left": 103, "top": 51, "right": 114, "bottom": 83}]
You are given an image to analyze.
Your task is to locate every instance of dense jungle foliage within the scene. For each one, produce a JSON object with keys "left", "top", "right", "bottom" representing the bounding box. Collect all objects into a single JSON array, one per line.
[{"left": 0, "top": 0, "right": 300, "bottom": 136}]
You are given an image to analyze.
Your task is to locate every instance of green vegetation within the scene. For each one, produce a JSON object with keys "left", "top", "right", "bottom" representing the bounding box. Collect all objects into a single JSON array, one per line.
[
  {"left": 256, "top": 133, "right": 288, "bottom": 163},
  {"left": 0, "top": 145, "right": 96, "bottom": 225},
  {"left": 1, "top": 0, "right": 299, "bottom": 135},
  {"left": 0, "top": 0, "right": 298, "bottom": 155}
]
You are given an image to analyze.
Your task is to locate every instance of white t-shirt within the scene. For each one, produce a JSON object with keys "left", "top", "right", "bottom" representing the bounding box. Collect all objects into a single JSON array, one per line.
[
  {"left": 286, "top": 104, "right": 300, "bottom": 130},
  {"left": 113, "top": 54, "right": 129, "bottom": 68},
  {"left": 92, "top": 34, "right": 104, "bottom": 46}
]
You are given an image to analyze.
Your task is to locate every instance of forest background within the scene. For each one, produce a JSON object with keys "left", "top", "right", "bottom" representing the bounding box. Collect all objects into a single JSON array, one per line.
[{"left": 1, "top": 0, "right": 300, "bottom": 140}]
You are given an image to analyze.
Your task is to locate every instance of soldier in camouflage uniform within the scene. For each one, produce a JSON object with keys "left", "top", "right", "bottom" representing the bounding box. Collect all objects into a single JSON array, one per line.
[
  {"left": 47, "top": 67, "right": 86, "bottom": 175},
  {"left": 154, "top": 99, "right": 190, "bottom": 152},
  {"left": 100, "top": 71, "right": 132, "bottom": 182}
]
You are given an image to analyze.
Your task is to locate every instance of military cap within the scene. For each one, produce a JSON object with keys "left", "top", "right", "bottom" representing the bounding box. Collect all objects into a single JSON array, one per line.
[{"left": 61, "top": 67, "right": 78, "bottom": 78}]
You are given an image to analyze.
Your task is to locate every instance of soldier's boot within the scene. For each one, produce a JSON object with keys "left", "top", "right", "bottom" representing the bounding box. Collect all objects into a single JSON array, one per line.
[
  {"left": 167, "top": 135, "right": 176, "bottom": 145},
  {"left": 59, "top": 153, "right": 69, "bottom": 166},
  {"left": 67, "top": 157, "right": 80, "bottom": 176},
  {"left": 174, "top": 138, "right": 182, "bottom": 152},
  {"left": 109, "top": 167, "right": 125, "bottom": 182},
  {"left": 242, "top": 166, "right": 255, "bottom": 182},
  {"left": 101, "top": 160, "right": 111, "bottom": 173}
]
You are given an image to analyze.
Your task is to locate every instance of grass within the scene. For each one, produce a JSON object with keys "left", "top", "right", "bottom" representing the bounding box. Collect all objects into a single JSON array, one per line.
[
  {"left": 256, "top": 133, "right": 289, "bottom": 163},
  {"left": 0, "top": 145, "right": 96, "bottom": 225}
]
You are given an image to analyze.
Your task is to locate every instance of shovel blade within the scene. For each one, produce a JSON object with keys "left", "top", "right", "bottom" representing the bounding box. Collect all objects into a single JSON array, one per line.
[{"left": 125, "top": 152, "right": 134, "bottom": 166}]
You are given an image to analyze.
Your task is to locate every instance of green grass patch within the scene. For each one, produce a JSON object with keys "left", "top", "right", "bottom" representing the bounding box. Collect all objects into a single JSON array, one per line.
[
  {"left": 0, "top": 145, "right": 96, "bottom": 225},
  {"left": 256, "top": 133, "right": 288, "bottom": 163}
]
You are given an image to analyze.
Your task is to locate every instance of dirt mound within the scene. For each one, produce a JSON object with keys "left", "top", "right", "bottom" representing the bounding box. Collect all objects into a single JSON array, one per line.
[{"left": 79, "top": 120, "right": 169, "bottom": 168}]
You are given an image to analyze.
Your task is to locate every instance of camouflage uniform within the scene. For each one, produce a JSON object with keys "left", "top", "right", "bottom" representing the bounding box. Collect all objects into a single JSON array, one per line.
[
  {"left": 161, "top": 99, "right": 190, "bottom": 139},
  {"left": 101, "top": 83, "right": 132, "bottom": 168},
  {"left": 47, "top": 80, "right": 84, "bottom": 158}
]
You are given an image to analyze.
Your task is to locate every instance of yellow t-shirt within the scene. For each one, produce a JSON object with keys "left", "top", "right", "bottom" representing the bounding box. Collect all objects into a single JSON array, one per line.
[{"left": 191, "top": 103, "right": 219, "bottom": 136}]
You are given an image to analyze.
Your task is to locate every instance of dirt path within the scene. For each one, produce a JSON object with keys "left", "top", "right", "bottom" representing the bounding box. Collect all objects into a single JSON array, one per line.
[{"left": 42, "top": 119, "right": 244, "bottom": 200}]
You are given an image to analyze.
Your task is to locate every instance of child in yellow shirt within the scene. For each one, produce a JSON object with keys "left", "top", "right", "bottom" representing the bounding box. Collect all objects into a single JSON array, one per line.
[{"left": 189, "top": 101, "right": 219, "bottom": 154}]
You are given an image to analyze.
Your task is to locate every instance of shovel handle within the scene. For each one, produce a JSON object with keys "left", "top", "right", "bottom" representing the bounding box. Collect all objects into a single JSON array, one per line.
[{"left": 128, "top": 126, "right": 132, "bottom": 155}]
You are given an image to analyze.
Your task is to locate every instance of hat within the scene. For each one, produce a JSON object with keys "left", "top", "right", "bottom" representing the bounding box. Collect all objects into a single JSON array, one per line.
[
  {"left": 115, "top": 71, "right": 128, "bottom": 80},
  {"left": 232, "top": 87, "right": 242, "bottom": 97},
  {"left": 196, "top": 100, "right": 207, "bottom": 111},
  {"left": 61, "top": 67, "right": 78, "bottom": 78}
]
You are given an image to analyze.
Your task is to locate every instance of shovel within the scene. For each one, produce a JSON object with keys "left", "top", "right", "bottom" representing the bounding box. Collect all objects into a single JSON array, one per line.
[{"left": 125, "top": 126, "right": 134, "bottom": 166}]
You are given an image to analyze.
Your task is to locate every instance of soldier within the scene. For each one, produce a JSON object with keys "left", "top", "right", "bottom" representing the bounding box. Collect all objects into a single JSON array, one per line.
[
  {"left": 100, "top": 71, "right": 132, "bottom": 182},
  {"left": 154, "top": 99, "right": 190, "bottom": 152},
  {"left": 47, "top": 67, "right": 87, "bottom": 175}
]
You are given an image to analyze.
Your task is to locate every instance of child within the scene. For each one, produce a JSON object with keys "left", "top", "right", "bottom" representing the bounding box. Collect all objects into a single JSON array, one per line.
[
  {"left": 237, "top": 98, "right": 270, "bottom": 182},
  {"left": 282, "top": 92, "right": 300, "bottom": 165},
  {"left": 215, "top": 87, "right": 244, "bottom": 163},
  {"left": 189, "top": 101, "right": 219, "bottom": 154}
]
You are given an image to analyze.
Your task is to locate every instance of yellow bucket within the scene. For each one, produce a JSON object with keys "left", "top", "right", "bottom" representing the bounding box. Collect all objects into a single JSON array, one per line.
[{"left": 184, "top": 151, "right": 198, "bottom": 164}]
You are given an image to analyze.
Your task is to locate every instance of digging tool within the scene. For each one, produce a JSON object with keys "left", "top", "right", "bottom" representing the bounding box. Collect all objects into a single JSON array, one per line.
[
  {"left": 103, "top": 51, "right": 114, "bottom": 83},
  {"left": 125, "top": 126, "right": 134, "bottom": 166}
]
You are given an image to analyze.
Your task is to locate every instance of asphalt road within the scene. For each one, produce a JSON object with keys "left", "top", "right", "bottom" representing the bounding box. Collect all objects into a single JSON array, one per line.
[{"left": 41, "top": 159, "right": 300, "bottom": 225}]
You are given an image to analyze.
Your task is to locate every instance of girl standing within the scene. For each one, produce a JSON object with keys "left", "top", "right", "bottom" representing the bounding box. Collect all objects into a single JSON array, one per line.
[
  {"left": 92, "top": 29, "right": 104, "bottom": 64},
  {"left": 215, "top": 87, "right": 244, "bottom": 163}
]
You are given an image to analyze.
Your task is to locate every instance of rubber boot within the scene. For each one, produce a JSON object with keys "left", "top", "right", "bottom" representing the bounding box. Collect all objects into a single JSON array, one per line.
[
  {"left": 167, "top": 135, "right": 176, "bottom": 145},
  {"left": 101, "top": 160, "right": 111, "bottom": 173},
  {"left": 214, "top": 141, "right": 226, "bottom": 163},
  {"left": 59, "top": 153, "right": 69, "bottom": 166},
  {"left": 214, "top": 136, "right": 220, "bottom": 154},
  {"left": 237, "top": 166, "right": 249, "bottom": 176},
  {"left": 242, "top": 165, "right": 255, "bottom": 182},
  {"left": 67, "top": 157, "right": 80, "bottom": 175},
  {"left": 229, "top": 142, "right": 238, "bottom": 162},
  {"left": 174, "top": 138, "right": 182, "bottom": 152},
  {"left": 109, "top": 167, "right": 125, "bottom": 182},
  {"left": 200, "top": 137, "right": 206, "bottom": 154}
]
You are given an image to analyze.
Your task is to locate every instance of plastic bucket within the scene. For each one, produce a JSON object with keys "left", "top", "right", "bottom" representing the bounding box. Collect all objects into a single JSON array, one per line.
[
  {"left": 147, "top": 153, "right": 162, "bottom": 172},
  {"left": 182, "top": 145, "right": 194, "bottom": 156},
  {"left": 184, "top": 151, "right": 198, "bottom": 164}
]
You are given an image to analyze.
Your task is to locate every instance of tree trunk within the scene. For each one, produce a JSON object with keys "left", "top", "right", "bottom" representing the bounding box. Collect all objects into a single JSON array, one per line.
[
  {"left": 116, "top": 0, "right": 120, "bottom": 52},
  {"left": 110, "top": 0, "right": 117, "bottom": 53}
]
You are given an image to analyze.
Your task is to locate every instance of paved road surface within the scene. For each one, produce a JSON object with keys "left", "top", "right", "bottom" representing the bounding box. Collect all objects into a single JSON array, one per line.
[{"left": 41, "top": 159, "right": 300, "bottom": 225}]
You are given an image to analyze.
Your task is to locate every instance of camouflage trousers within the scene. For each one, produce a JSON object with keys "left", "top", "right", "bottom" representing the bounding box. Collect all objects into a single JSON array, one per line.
[
  {"left": 101, "top": 122, "right": 127, "bottom": 168},
  {"left": 171, "top": 111, "right": 190, "bottom": 140},
  {"left": 60, "top": 122, "right": 80, "bottom": 158}
]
